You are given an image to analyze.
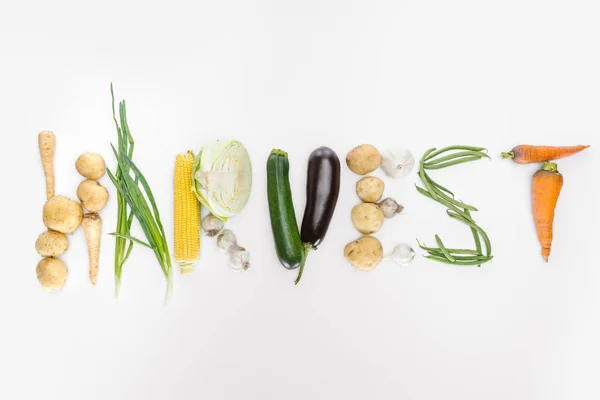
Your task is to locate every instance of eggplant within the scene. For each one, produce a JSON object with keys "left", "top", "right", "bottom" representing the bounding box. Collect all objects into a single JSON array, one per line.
[{"left": 301, "top": 146, "right": 341, "bottom": 249}]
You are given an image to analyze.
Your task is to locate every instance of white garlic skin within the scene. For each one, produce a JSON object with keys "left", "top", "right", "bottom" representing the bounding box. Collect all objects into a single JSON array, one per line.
[
  {"left": 381, "top": 148, "right": 415, "bottom": 178},
  {"left": 202, "top": 214, "right": 225, "bottom": 237},
  {"left": 387, "top": 243, "right": 415, "bottom": 266},
  {"left": 217, "top": 229, "right": 238, "bottom": 253},
  {"left": 229, "top": 249, "right": 250, "bottom": 272},
  {"left": 377, "top": 198, "right": 404, "bottom": 218}
]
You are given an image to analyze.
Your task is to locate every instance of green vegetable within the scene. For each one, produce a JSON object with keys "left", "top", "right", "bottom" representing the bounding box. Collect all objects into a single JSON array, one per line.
[
  {"left": 192, "top": 140, "right": 252, "bottom": 221},
  {"left": 108, "top": 85, "right": 173, "bottom": 303},
  {"left": 266, "top": 149, "right": 309, "bottom": 271},
  {"left": 416, "top": 145, "right": 493, "bottom": 266},
  {"left": 109, "top": 84, "right": 135, "bottom": 297}
]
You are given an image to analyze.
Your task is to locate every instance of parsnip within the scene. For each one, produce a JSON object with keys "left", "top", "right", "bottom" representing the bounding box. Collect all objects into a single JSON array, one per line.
[
  {"left": 38, "top": 131, "right": 56, "bottom": 200},
  {"left": 82, "top": 213, "right": 102, "bottom": 285}
]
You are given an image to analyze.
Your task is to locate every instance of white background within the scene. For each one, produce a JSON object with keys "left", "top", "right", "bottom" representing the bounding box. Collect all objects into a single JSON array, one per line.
[{"left": 1, "top": 0, "right": 599, "bottom": 399}]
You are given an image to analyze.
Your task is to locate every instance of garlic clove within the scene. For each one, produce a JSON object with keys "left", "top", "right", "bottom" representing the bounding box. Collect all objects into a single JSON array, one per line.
[
  {"left": 386, "top": 243, "right": 415, "bottom": 266},
  {"left": 377, "top": 198, "right": 404, "bottom": 218},
  {"left": 381, "top": 148, "right": 415, "bottom": 178},
  {"left": 202, "top": 214, "right": 225, "bottom": 237},
  {"left": 229, "top": 249, "right": 250, "bottom": 272},
  {"left": 217, "top": 229, "right": 238, "bottom": 253}
]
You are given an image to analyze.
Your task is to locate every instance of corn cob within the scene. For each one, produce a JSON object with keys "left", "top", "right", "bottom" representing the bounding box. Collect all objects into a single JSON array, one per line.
[{"left": 174, "top": 151, "right": 200, "bottom": 273}]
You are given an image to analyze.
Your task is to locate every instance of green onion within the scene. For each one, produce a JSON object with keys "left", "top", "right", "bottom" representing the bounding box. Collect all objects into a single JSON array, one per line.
[
  {"left": 108, "top": 85, "right": 172, "bottom": 303},
  {"left": 110, "top": 84, "right": 135, "bottom": 297}
]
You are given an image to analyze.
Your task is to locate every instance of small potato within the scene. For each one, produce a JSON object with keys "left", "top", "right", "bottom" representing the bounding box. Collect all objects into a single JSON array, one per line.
[
  {"left": 36, "top": 257, "right": 68, "bottom": 292},
  {"left": 346, "top": 144, "right": 382, "bottom": 175},
  {"left": 35, "top": 230, "right": 68, "bottom": 257},
  {"left": 77, "top": 179, "right": 109, "bottom": 212},
  {"left": 344, "top": 236, "right": 383, "bottom": 271},
  {"left": 356, "top": 176, "right": 385, "bottom": 203},
  {"left": 75, "top": 152, "right": 106, "bottom": 180},
  {"left": 351, "top": 203, "right": 384, "bottom": 234},
  {"left": 43, "top": 195, "right": 83, "bottom": 234}
]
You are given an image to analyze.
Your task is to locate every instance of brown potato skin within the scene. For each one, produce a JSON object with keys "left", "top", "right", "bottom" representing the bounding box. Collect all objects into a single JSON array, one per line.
[
  {"left": 77, "top": 179, "right": 109, "bottom": 212},
  {"left": 35, "top": 230, "right": 68, "bottom": 257},
  {"left": 351, "top": 203, "right": 384, "bottom": 234},
  {"left": 36, "top": 257, "right": 68, "bottom": 292},
  {"left": 43, "top": 196, "right": 83, "bottom": 234},
  {"left": 75, "top": 153, "right": 106, "bottom": 180},
  {"left": 356, "top": 176, "right": 385, "bottom": 203},
  {"left": 344, "top": 236, "right": 383, "bottom": 271},
  {"left": 346, "top": 144, "right": 382, "bottom": 175}
]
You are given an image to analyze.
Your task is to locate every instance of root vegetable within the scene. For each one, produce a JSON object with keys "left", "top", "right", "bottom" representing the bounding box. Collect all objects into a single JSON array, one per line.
[
  {"left": 532, "top": 162, "right": 563, "bottom": 262},
  {"left": 43, "top": 195, "right": 83, "bottom": 234},
  {"left": 344, "top": 236, "right": 383, "bottom": 271},
  {"left": 502, "top": 145, "right": 590, "bottom": 164},
  {"left": 75, "top": 152, "right": 106, "bottom": 180},
  {"left": 36, "top": 257, "right": 67, "bottom": 292},
  {"left": 38, "top": 131, "right": 56, "bottom": 200},
  {"left": 351, "top": 203, "right": 384, "bottom": 234},
  {"left": 77, "top": 179, "right": 109, "bottom": 212},
  {"left": 346, "top": 144, "right": 381, "bottom": 175},
  {"left": 377, "top": 197, "right": 404, "bottom": 218},
  {"left": 82, "top": 213, "right": 102, "bottom": 285},
  {"left": 35, "top": 230, "right": 68, "bottom": 257},
  {"left": 356, "top": 176, "right": 384, "bottom": 203}
]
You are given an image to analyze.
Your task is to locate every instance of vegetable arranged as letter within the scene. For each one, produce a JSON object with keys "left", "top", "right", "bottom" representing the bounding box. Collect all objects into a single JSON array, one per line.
[
  {"left": 192, "top": 140, "right": 252, "bottom": 221},
  {"left": 107, "top": 85, "right": 173, "bottom": 303},
  {"left": 531, "top": 162, "right": 564, "bottom": 262},
  {"left": 501, "top": 144, "right": 589, "bottom": 164},
  {"left": 416, "top": 145, "right": 493, "bottom": 266},
  {"left": 266, "top": 149, "right": 308, "bottom": 271},
  {"left": 174, "top": 151, "right": 201, "bottom": 273}
]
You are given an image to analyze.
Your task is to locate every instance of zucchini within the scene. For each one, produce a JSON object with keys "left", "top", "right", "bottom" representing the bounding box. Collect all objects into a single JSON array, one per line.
[{"left": 266, "top": 149, "right": 307, "bottom": 270}]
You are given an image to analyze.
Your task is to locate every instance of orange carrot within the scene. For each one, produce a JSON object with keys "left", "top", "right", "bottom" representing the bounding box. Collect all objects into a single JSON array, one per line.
[
  {"left": 532, "top": 162, "right": 563, "bottom": 262},
  {"left": 502, "top": 144, "right": 589, "bottom": 164}
]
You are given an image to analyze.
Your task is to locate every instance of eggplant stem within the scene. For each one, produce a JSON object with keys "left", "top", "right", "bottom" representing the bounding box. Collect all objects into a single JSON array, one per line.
[{"left": 294, "top": 244, "right": 312, "bottom": 285}]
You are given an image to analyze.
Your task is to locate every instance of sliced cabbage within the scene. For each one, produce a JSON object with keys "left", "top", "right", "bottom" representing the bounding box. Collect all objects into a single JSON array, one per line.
[{"left": 192, "top": 140, "right": 252, "bottom": 221}]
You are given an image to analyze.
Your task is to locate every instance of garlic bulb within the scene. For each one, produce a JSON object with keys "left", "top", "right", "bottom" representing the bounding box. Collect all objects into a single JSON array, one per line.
[
  {"left": 377, "top": 198, "right": 404, "bottom": 218},
  {"left": 229, "top": 248, "right": 250, "bottom": 272},
  {"left": 202, "top": 214, "right": 225, "bottom": 237},
  {"left": 381, "top": 148, "right": 414, "bottom": 178},
  {"left": 386, "top": 243, "right": 415, "bottom": 266},
  {"left": 217, "top": 229, "right": 238, "bottom": 253}
]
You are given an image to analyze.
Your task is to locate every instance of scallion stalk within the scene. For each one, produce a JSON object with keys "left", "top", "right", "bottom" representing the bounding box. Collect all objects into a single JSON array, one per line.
[{"left": 109, "top": 84, "right": 173, "bottom": 303}]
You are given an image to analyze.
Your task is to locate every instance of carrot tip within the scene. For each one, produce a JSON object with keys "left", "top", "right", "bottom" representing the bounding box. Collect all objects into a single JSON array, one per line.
[{"left": 542, "top": 248, "right": 550, "bottom": 262}]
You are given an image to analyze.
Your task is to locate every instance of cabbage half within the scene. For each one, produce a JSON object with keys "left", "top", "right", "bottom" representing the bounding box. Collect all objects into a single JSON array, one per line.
[{"left": 192, "top": 140, "right": 252, "bottom": 221}]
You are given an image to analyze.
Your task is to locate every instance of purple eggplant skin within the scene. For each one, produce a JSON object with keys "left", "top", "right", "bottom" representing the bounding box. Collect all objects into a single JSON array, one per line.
[{"left": 300, "top": 146, "right": 341, "bottom": 249}]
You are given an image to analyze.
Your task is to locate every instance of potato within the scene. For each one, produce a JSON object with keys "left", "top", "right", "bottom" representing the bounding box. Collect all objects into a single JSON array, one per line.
[
  {"left": 344, "top": 236, "right": 383, "bottom": 271},
  {"left": 35, "top": 230, "right": 68, "bottom": 257},
  {"left": 75, "top": 152, "right": 106, "bottom": 180},
  {"left": 346, "top": 144, "right": 381, "bottom": 175},
  {"left": 36, "top": 257, "right": 68, "bottom": 292},
  {"left": 43, "top": 195, "right": 83, "bottom": 234},
  {"left": 356, "top": 176, "right": 385, "bottom": 203},
  {"left": 77, "top": 179, "right": 109, "bottom": 212},
  {"left": 351, "top": 203, "right": 384, "bottom": 234}
]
